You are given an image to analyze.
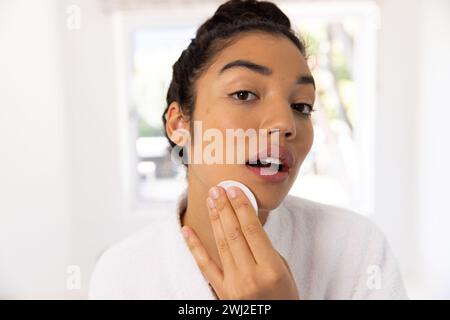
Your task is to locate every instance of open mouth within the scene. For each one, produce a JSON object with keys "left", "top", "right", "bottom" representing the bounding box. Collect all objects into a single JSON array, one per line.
[{"left": 245, "top": 157, "right": 287, "bottom": 172}]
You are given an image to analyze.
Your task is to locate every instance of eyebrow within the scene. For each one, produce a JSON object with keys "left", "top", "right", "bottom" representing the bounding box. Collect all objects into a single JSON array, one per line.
[{"left": 218, "top": 59, "right": 316, "bottom": 89}]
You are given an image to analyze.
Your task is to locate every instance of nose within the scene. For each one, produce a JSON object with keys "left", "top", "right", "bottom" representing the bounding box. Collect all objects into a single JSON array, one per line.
[{"left": 260, "top": 99, "right": 297, "bottom": 142}]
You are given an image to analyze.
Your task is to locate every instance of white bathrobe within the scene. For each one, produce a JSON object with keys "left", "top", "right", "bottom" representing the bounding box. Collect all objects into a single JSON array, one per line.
[{"left": 89, "top": 194, "right": 408, "bottom": 299}]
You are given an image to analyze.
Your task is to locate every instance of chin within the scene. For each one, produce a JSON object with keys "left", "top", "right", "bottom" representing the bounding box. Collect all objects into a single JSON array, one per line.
[
  {"left": 258, "top": 193, "right": 287, "bottom": 212},
  {"left": 238, "top": 166, "right": 294, "bottom": 210}
]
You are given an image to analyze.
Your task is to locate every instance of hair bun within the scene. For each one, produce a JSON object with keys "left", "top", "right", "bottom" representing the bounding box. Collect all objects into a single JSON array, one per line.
[{"left": 196, "top": 0, "right": 291, "bottom": 38}]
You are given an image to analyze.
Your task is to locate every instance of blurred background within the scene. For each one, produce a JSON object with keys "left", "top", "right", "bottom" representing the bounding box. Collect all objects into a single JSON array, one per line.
[{"left": 0, "top": 0, "right": 449, "bottom": 299}]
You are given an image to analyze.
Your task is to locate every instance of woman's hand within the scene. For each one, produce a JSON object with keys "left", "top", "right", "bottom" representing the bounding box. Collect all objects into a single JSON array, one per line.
[{"left": 181, "top": 185, "right": 300, "bottom": 300}]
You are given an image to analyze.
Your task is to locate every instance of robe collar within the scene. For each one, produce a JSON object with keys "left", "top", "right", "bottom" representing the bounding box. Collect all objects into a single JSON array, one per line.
[{"left": 162, "top": 197, "right": 291, "bottom": 300}]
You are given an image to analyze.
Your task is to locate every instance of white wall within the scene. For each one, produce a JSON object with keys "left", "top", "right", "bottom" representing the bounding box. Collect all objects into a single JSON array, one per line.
[
  {"left": 0, "top": 0, "right": 70, "bottom": 298},
  {"left": 60, "top": 0, "right": 155, "bottom": 298},
  {"left": 375, "top": 0, "right": 422, "bottom": 296},
  {"left": 417, "top": 0, "right": 450, "bottom": 299},
  {"left": 0, "top": 0, "right": 449, "bottom": 299},
  {"left": 0, "top": 0, "right": 153, "bottom": 299},
  {"left": 375, "top": 0, "right": 450, "bottom": 299}
]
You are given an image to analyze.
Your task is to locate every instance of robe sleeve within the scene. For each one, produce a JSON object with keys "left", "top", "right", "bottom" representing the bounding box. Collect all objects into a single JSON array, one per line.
[
  {"left": 348, "top": 222, "right": 409, "bottom": 300},
  {"left": 88, "top": 249, "right": 125, "bottom": 299}
]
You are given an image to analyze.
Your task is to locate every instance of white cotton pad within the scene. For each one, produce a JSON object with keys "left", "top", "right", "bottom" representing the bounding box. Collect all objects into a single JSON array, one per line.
[{"left": 217, "top": 180, "right": 258, "bottom": 215}]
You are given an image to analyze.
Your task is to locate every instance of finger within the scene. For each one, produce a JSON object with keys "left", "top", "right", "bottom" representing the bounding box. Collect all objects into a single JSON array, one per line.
[
  {"left": 182, "top": 226, "right": 224, "bottom": 293},
  {"left": 206, "top": 195, "right": 236, "bottom": 271},
  {"left": 225, "top": 186, "right": 277, "bottom": 264},
  {"left": 210, "top": 186, "right": 256, "bottom": 267}
]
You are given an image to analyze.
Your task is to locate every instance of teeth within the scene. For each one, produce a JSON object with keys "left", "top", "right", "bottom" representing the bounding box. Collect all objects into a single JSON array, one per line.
[{"left": 260, "top": 157, "right": 282, "bottom": 165}]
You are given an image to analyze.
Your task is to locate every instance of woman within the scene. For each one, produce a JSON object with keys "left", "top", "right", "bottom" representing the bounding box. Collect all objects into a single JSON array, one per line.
[{"left": 89, "top": 0, "right": 408, "bottom": 299}]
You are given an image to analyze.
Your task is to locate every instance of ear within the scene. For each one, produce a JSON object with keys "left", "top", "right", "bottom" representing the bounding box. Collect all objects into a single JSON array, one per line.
[{"left": 165, "top": 101, "right": 190, "bottom": 146}]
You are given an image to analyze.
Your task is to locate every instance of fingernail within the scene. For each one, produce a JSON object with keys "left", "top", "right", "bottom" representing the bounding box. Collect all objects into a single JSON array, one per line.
[
  {"left": 226, "top": 187, "right": 237, "bottom": 199},
  {"left": 181, "top": 227, "right": 189, "bottom": 240},
  {"left": 209, "top": 187, "right": 220, "bottom": 199},
  {"left": 207, "top": 197, "right": 215, "bottom": 209}
]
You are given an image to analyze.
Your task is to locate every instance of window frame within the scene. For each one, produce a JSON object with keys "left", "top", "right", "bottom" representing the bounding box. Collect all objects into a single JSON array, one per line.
[{"left": 113, "top": 1, "right": 379, "bottom": 217}]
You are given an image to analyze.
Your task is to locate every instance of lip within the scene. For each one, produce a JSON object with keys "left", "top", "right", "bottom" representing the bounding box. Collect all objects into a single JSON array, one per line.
[
  {"left": 247, "top": 145, "right": 294, "bottom": 170},
  {"left": 245, "top": 165, "right": 289, "bottom": 183},
  {"left": 245, "top": 145, "right": 295, "bottom": 183}
]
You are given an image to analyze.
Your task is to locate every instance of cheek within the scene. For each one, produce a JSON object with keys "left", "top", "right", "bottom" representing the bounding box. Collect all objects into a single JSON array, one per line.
[
  {"left": 199, "top": 91, "right": 254, "bottom": 126},
  {"left": 215, "top": 106, "right": 251, "bottom": 130},
  {"left": 305, "top": 121, "right": 314, "bottom": 150},
  {"left": 196, "top": 104, "right": 239, "bottom": 134},
  {"left": 295, "top": 120, "right": 314, "bottom": 163},
  {"left": 197, "top": 106, "right": 255, "bottom": 153}
]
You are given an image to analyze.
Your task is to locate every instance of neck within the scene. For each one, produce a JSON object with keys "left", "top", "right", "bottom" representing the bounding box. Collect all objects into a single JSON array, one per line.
[{"left": 180, "top": 170, "right": 270, "bottom": 269}]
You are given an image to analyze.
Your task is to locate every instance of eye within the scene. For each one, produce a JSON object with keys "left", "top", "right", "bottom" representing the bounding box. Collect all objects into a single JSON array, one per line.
[
  {"left": 291, "top": 103, "right": 315, "bottom": 117},
  {"left": 229, "top": 90, "right": 258, "bottom": 103}
]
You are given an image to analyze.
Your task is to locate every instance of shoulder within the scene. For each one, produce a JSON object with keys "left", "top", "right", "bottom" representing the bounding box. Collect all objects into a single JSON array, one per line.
[
  {"left": 88, "top": 217, "right": 170, "bottom": 299},
  {"left": 282, "top": 194, "right": 383, "bottom": 238},
  {"left": 281, "top": 194, "right": 397, "bottom": 265},
  {"left": 282, "top": 195, "right": 407, "bottom": 299}
]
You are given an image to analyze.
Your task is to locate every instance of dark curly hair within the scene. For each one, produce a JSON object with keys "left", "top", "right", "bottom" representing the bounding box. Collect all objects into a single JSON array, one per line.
[{"left": 162, "top": 0, "right": 307, "bottom": 163}]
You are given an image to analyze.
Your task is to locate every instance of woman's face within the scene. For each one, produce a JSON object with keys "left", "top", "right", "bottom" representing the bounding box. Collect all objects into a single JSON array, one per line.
[{"left": 187, "top": 32, "right": 315, "bottom": 211}]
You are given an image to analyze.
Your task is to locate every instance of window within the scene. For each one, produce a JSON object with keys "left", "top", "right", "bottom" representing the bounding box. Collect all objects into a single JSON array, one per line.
[
  {"left": 132, "top": 27, "right": 196, "bottom": 203},
  {"left": 116, "top": 1, "right": 378, "bottom": 215},
  {"left": 285, "top": 1, "right": 379, "bottom": 215}
]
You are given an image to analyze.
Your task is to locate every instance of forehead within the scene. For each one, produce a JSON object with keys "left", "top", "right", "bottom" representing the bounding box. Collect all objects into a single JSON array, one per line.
[{"left": 205, "top": 32, "right": 310, "bottom": 78}]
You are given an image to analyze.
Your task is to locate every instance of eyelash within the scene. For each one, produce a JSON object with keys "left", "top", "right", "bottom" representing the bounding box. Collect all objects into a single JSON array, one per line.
[{"left": 229, "top": 90, "right": 316, "bottom": 117}]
